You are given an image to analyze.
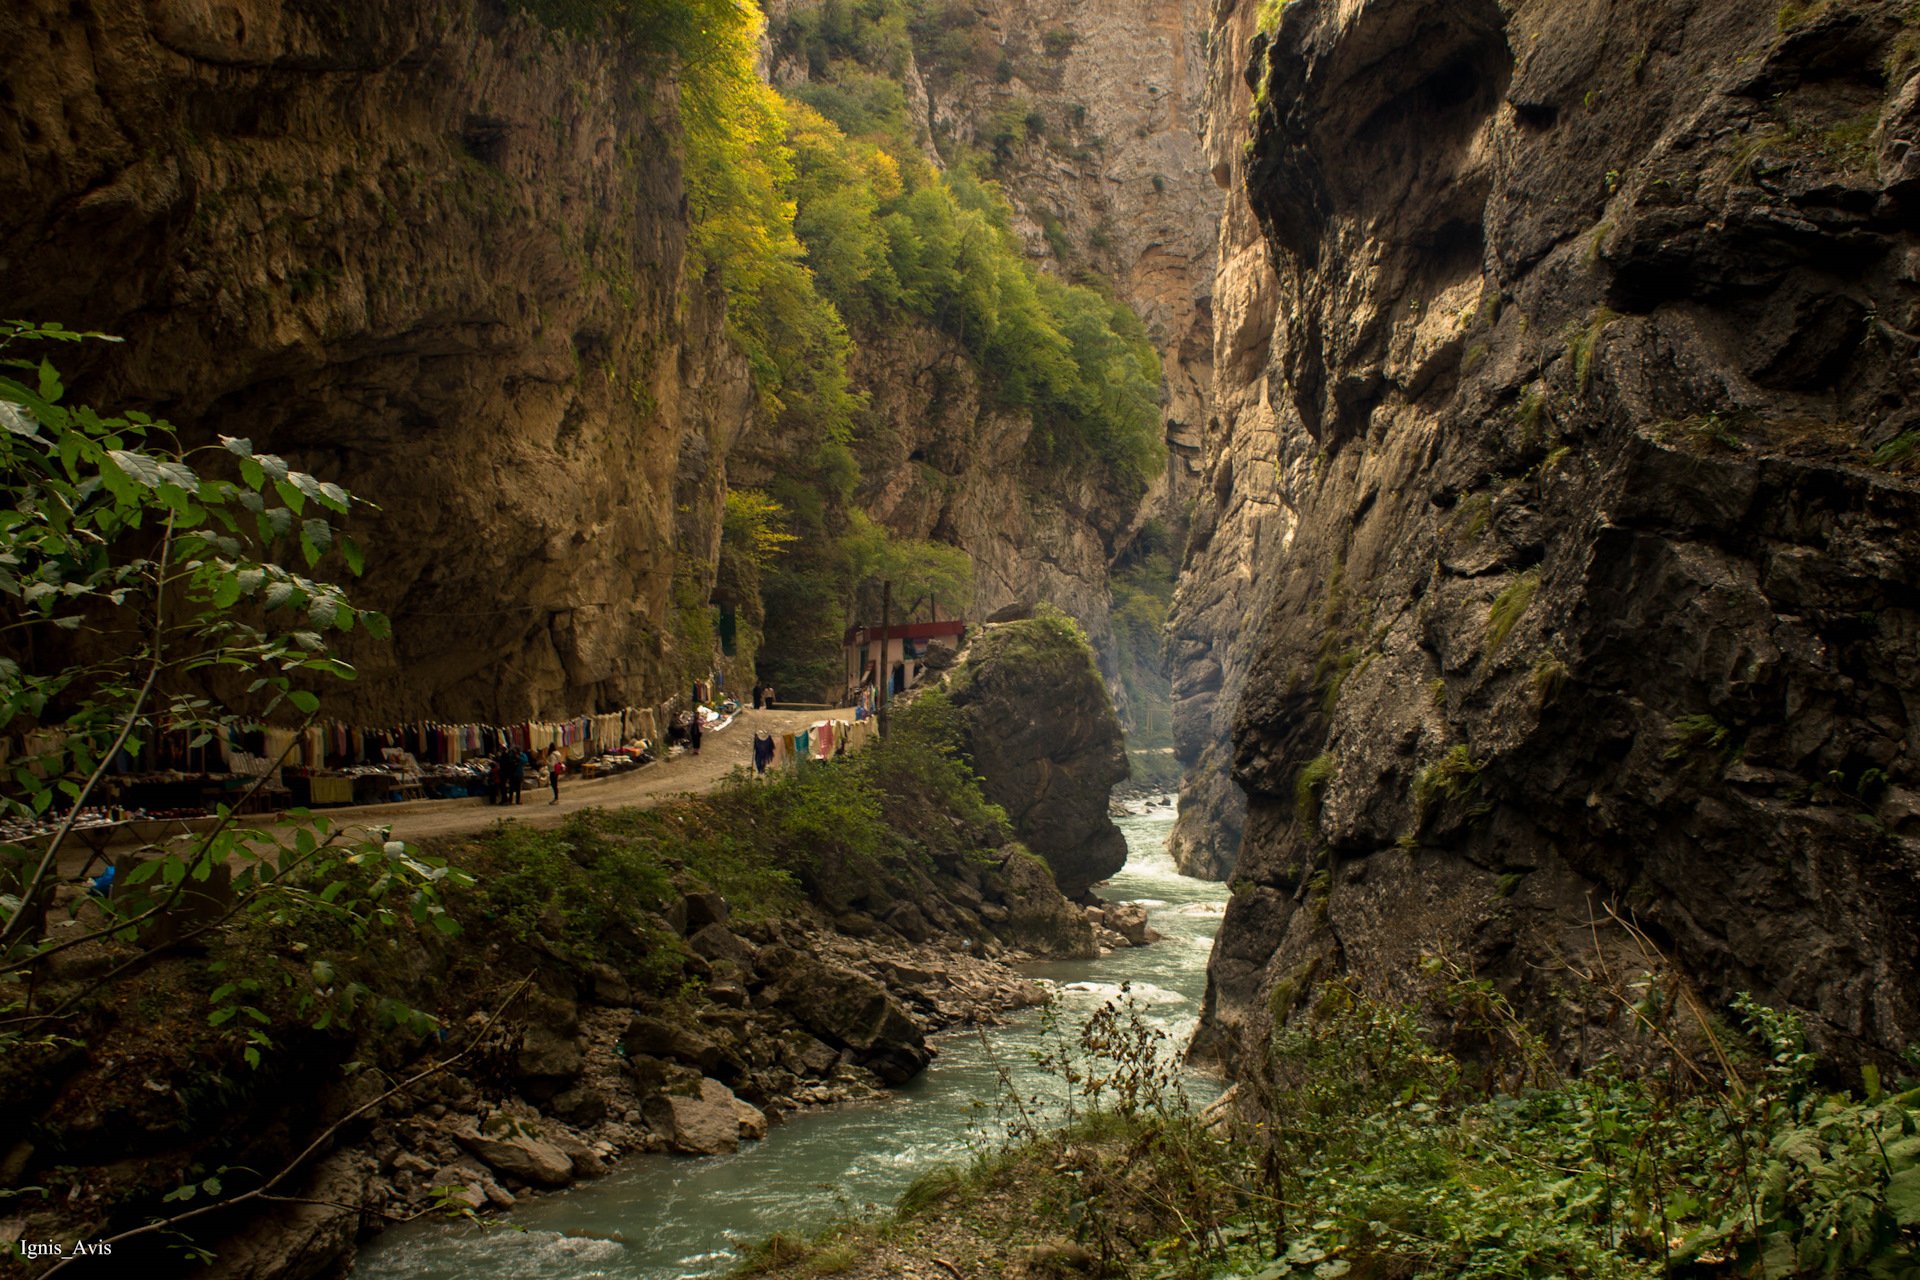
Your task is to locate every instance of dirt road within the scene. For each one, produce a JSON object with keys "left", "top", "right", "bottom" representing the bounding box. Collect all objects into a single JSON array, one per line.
[{"left": 314, "top": 706, "right": 854, "bottom": 844}]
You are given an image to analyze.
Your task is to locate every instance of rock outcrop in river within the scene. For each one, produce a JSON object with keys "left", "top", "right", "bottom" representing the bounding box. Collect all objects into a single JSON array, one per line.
[
  {"left": 1184, "top": 0, "right": 1920, "bottom": 1071},
  {"left": 946, "top": 611, "right": 1131, "bottom": 899}
]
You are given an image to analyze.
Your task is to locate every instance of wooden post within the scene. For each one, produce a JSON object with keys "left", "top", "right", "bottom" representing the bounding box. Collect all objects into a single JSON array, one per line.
[{"left": 877, "top": 579, "right": 891, "bottom": 739}]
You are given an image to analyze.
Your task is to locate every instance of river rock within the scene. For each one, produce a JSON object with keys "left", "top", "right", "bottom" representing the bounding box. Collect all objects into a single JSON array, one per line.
[
  {"left": 197, "top": 1149, "right": 375, "bottom": 1280},
  {"left": 514, "top": 1021, "right": 584, "bottom": 1090},
  {"left": 667, "top": 891, "right": 730, "bottom": 935},
  {"left": 1103, "top": 902, "right": 1151, "bottom": 946},
  {"left": 452, "top": 1124, "right": 575, "bottom": 1188},
  {"left": 731, "top": 1094, "right": 770, "bottom": 1141},
  {"left": 643, "top": 1078, "right": 763, "bottom": 1155},
  {"left": 686, "top": 922, "right": 756, "bottom": 967},
  {"left": 999, "top": 848, "right": 1098, "bottom": 958},
  {"left": 588, "top": 963, "right": 632, "bottom": 1006},
  {"left": 776, "top": 1030, "right": 841, "bottom": 1079},
  {"left": 546, "top": 1131, "right": 609, "bottom": 1179},
  {"left": 760, "top": 951, "right": 929, "bottom": 1085},
  {"left": 425, "top": 1162, "right": 489, "bottom": 1208},
  {"left": 622, "top": 1013, "right": 742, "bottom": 1081},
  {"left": 548, "top": 1084, "right": 610, "bottom": 1128}
]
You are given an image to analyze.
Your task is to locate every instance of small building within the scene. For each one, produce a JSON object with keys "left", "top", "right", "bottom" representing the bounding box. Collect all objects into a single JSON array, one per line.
[{"left": 843, "top": 619, "right": 967, "bottom": 698}]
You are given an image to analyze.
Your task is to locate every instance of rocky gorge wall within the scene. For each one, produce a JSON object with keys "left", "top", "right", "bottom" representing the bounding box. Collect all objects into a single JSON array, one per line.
[
  {"left": 0, "top": 0, "right": 752, "bottom": 725},
  {"left": 761, "top": 0, "right": 1221, "bottom": 716},
  {"left": 1185, "top": 0, "right": 1920, "bottom": 1070},
  {"left": 1165, "top": 0, "right": 1295, "bottom": 879}
]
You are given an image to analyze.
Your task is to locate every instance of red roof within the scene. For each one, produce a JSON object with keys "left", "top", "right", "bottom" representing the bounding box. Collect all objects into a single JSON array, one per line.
[{"left": 843, "top": 619, "right": 967, "bottom": 646}]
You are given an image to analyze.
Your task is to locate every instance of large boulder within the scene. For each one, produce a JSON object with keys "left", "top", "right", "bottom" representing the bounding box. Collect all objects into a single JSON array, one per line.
[
  {"left": 759, "top": 949, "right": 930, "bottom": 1084},
  {"left": 452, "top": 1123, "right": 575, "bottom": 1188},
  {"left": 622, "top": 1013, "right": 745, "bottom": 1082},
  {"left": 642, "top": 1078, "right": 765, "bottom": 1155},
  {"left": 945, "top": 612, "right": 1130, "bottom": 898},
  {"left": 997, "top": 848, "right": 1097, "bottom": 958}
]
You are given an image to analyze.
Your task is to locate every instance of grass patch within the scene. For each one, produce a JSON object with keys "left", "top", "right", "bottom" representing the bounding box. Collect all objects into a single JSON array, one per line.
[
  {"left": 1777, "top": 1, "right": 1831, "bottom": 31},
  {"left": 1531, "top": 652, "right": 1569, "bottom": 704},
  {"left": 1566, "top": 307, "right": 1618, "bottom": 395},
  {"left": 1295, "top": 753, "right": 1336, "bottom": 824},
  {"left": 1414, "top": 743, "right": 1482, "bottom": 814},
  {"left": 1872, "top": 429, "right": 1919, "bottom": 471},
  {"left": 1486, "top": 568, "right": 1542, "bottom": 654},
  {"left": 1257, "top": 0, "right": 1292, "bottom": 32},
  {"left": 1665, "top": 712, "right": 1732, "bottom": 761}
]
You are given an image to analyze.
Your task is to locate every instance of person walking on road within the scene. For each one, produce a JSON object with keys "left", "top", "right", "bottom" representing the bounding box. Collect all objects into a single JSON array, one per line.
[{"left": 547, "top": 745, "right": 564, "bottom": 805}]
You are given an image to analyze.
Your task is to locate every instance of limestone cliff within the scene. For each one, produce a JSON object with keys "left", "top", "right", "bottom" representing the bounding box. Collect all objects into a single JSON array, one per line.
[
  {"left": 1165, "top": 0, "right": 1292, "bottom": 879},
  {"left": 0, "top": 0, "right": 752, "bottom": 724},
  {"left": 1189, "top": 0, "right": 1920, "bottom": 1069},
  {"left": 907, "top": 0, "right": 1219, "bottom": 492},
  {"left": 764, "top": 0, "right": 1220, "bottom": 721},
  {"left": 839, "top": 319, "right": 1140, "bottom": 675}
]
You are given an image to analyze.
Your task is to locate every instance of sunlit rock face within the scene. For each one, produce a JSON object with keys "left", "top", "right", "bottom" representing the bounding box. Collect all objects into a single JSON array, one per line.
[
  {"left": 1184, "top": 0, "right": 1920, "bottom": 1070},
  {"left": 0, "top": 0, "right": 751, "bottom": 722}
]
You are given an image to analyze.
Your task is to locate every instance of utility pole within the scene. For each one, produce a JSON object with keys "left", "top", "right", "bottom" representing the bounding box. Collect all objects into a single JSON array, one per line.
[{"left": 877, "top": 578, "right": 891, "bottom": 739}]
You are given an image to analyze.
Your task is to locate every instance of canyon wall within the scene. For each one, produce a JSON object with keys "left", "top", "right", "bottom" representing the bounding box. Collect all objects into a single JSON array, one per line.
[
  {"left": 1165, "top": 0, "right": 1293, "bottom": 878},
  {"left": 1188, "top": 0, "right": 1920, "bottom": 1068},
  {"left": 764, "top": 0, "right": 1220, "bottom": 714},
  {"left": 0, "top": 0, "right": 751, "bottom": 725}
]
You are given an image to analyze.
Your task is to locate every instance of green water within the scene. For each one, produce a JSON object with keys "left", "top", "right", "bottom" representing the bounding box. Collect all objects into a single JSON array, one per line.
[{"left": 351, "top": 806, "right": 1224, "bottom": 1279}]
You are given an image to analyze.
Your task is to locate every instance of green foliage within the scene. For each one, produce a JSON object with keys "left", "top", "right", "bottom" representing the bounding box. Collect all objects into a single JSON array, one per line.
[
  {"left": 723, "top": 489, "right": 800, "bottom": 569},
  {"left": 839, "top": 510, "right": 975, "bottom": 619},
  {"left": 853, "top": 983, "right": 1920, "bottom": 1280},
  {"left": 1567, "top": 307, "right": 1618, "bottom": 395},
  {"left": 1531, "top": 652, "right": 1570, "bottom": 704},
  {"left": 517, "top": 0, "right": 862, "bottom": 444},
  {"left": 1654, "top": 411, "right": 1747, "bottom": 452},
  {"left": 1486, "top": 568, "right": 1541, "bottom": 654},
  {"left": 757, "top": 479, "right": 976, "bottom": 701},
  {"left": 774, "top": 13, "right": 1167, "bottom": 495},
  {"left": 1294, "top": 753, "right": 1335, "bottom": 824},
  {"left": 1414, "top": 743, "right": 1482, "bottom": 815},
  {"left": 1872, "top": 429, "right": 1919, "bottom": 471},
  {"left": 1227, "top": 985, "right": 1920, "bottom": 1279},
  {"left": 1666, "top": 712, "right": 1732, "bottom": 761},
  {"left": 523, "top": 2, "right": 1168, "bottom": 687},
  {"left": 779, "top": 0, "right": 914, "bottom": 79},
  {"left": 853, "top": 688, "right": 1011, "bottom": 852},
  {"left": 1258, "top": 0, "right": 1295, "bottom": 32},
  {"left": 1777, "top": 1, "right": 1831, "bottom": 31},
  {"left": 951, "top": 606, "right": 1101, "bottom": 697},
  {"left": 0, "top": 324, "right": 456, "bottom": 1052},
  {"left": 448, "top": 695, "right": 1008, "bottom": 987}
]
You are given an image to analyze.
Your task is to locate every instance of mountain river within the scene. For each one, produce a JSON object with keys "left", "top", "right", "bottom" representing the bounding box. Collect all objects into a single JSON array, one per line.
[{"left": 352, "top": 805, "right": 1225, "bottom": 1279}]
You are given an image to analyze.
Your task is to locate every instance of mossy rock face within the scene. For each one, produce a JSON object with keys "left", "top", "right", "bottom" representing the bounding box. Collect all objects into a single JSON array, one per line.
[{"left": 945, "top": 611, "right": 1129, "bottom": 899}]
